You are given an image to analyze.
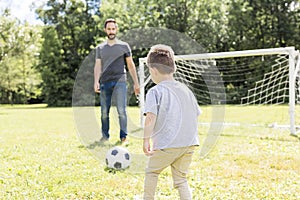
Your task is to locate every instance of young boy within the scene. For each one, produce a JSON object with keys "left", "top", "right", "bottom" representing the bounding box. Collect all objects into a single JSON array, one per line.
[{"left": 143, "top": 44, "right": 201, "bottom": 200}]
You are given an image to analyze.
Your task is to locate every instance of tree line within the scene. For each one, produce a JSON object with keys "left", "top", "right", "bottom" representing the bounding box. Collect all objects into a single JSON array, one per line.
[{"left": 0, "top": 0, "right": 299, "bottom": 106}]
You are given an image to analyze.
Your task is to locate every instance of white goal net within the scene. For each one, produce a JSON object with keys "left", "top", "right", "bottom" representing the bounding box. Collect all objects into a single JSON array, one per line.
[{"left": 138, "top": 47, "right": 300, "bottom": 136}]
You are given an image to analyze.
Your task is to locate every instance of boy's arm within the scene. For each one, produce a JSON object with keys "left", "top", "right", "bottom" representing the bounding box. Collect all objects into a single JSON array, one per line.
[
  {"left": 143, "top": 112, "right": 156, "bottom": 156},
  {"left": 94, "top": 58, "right": 101, "bottom": 93}
]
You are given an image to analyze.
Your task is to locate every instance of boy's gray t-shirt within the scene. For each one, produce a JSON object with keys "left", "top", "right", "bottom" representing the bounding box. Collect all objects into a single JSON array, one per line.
[
  {"left": 96, "top": 39, "right": 131, "bottom": 83},
  {"left": 144, "top": 80, "right": 201, "bottom": 150}
]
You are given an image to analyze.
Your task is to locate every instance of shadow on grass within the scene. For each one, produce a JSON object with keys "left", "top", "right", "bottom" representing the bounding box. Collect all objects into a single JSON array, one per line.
[
  {"left": 104, "top": 166, "right": 129, "bottom": 174},
  {"left": 86, "top": 140, "right": 109, "bottom": 149},
  {"left": 290, "top": 133, "right": 300, "bottom": 141},
  {"left": 1, "top": 104, "right": 48, "bottom": 109},
  {"left": 85, "top": 140, "right": 128, "bottom": 149}
]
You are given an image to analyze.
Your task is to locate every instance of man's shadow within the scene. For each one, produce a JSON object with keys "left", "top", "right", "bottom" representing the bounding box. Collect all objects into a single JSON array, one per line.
[
  {"left": 86, "top": 140, "right": 106, "bottom": 149},
  {"left": 86, "top": 140, "right": 126, "bottom": 149}
]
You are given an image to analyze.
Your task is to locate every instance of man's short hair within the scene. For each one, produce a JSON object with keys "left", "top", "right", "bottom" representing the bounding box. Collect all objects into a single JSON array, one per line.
[
  {"left": 104, "top": 18, "right": 117, "bottom": 28},
  {"left": 146, "top": 44, "right": 176, "bottom": 74}
]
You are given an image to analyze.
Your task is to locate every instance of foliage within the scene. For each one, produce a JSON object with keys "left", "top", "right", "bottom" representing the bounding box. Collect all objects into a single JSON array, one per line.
[
  {"left": 1, "top": 0, "right": 299, "bottom": 106},
  {"left": 99, "top": 0, "right": 299, "bottom": 105},
  {"left": 227, "top": 0, "right": 300, "bottom": 51},
  {"left": 36, "top": 0, "right": 102, "bottom": 106},
  {"left": 0, "top": 10, "right": 42, "bottom": 104}
]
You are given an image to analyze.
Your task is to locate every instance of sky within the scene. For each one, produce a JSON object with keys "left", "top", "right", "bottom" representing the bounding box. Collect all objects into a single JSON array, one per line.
[{"left": 0, "top": 0, "right": 46, "bottom": 24}]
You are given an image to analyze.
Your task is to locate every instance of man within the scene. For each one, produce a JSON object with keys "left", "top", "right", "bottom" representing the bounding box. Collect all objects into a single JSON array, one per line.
[{"left": 94, "top": 18, "right": 140, "bottom": 143}]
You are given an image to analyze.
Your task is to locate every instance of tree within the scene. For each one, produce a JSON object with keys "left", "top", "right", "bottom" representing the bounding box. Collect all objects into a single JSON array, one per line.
[
  {"left": 227, "top": 0, "right": 300, "bottom": 50},
  {"left": 0, "top": 9, "right": 42, "bottom": 104},
  {"left": 34, "top": 0, "right": 299, "bottom": 106},
  {"left": 17, "top": 23, "right": 43, "bottom": 104},
  {"left": 36, "top": 0, "right": 102, "bottom": 106}
]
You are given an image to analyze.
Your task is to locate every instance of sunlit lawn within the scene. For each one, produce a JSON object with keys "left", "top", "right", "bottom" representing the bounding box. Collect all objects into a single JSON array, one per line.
[{"left": 0, "top": 104, "right": 299, "bottom": 199}]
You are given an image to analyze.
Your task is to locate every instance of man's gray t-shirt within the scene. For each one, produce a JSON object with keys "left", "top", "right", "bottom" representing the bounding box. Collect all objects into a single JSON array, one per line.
[
  {"left": 96, "top": 39, "right": 131, "bottom": 83},
  {"left": 144, "top": 80, "right": 201, "bottom": 150}
]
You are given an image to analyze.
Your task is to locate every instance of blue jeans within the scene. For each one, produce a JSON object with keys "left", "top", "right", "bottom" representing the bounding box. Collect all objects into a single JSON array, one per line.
[{"left": 100, "top": 81, "right": 127, "bottom": 140}]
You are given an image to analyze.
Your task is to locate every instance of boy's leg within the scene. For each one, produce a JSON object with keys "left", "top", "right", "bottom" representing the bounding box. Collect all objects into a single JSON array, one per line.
[
  {"left": 144, "top": 150, "right": 174, "bottom": 200},
  {"left": 143, "top": 172, "right": 159, "bottom": 200},
  {"left": 171, "top": 146, "right": 195, "bottom": 200}
]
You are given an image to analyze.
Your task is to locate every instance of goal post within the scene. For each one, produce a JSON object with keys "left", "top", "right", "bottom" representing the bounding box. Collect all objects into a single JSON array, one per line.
[
  {"left": 289, "top": 48, "right": 300, "bottom": 135},
  {"left": 138, "top": 46, "right": 300, "bottom": 135}
]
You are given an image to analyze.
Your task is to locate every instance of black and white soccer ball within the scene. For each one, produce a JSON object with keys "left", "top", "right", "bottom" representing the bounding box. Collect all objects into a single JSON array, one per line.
[{"left": 105, "top": 146, "right": 131, "bottom": 170}]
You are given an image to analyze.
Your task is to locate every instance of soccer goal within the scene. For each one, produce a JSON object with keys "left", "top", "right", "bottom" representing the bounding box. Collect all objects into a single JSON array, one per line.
[{"left": 138, "top": 47, "right": 300, "bottom": 136}]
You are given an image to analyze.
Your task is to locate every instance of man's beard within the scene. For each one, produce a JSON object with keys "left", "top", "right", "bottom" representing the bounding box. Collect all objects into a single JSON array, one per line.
[{"left": 107, "top": 34, "right": 116, "bottom": 40}]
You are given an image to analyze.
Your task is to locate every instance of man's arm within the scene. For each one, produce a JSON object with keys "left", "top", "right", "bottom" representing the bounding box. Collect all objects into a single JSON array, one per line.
[
  {"left": 143, "top": 112, "right": 156, "bottom": 156},
  {"left": 94, "top": 58, "right": 101, "bottom": 93},
  {"left": 126, "top": 56, "right": 140, "bottom": 96}
]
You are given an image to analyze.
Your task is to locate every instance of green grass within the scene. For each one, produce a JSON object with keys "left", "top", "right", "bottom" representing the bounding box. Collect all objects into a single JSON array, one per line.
[{"left": 0, "top": 104, "right": 299, "bottom": 199}]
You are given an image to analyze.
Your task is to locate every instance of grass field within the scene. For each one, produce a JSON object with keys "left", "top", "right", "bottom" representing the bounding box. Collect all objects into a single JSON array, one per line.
[{"left": 0, "top": 104, "right": 299, "bottom": 199}]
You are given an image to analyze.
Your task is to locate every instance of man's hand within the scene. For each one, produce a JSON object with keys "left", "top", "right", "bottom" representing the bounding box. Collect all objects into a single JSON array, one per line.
[
  {"left": 126, "top": 56, "right": 140, "bottom": 96},
  {"left": 134, "top": 83, "right": 140, "bottom": 96},
  {"left": 94, "top": 82, "right": 100, "bottom": 93},
  {"left": 94, "top": 58, "right": 101, "bottom": 93}
]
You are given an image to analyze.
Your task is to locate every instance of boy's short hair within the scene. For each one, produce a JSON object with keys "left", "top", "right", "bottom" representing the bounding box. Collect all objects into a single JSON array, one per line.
[
  {"left": 104, "top": 18, "right": 117, "bottom": 28},
  {"left": 146, "top": 44, "right": 176, "bottom": 74}
]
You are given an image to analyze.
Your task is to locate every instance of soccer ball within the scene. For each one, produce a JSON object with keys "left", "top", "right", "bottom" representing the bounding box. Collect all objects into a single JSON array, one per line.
[{"left": 105, "top": 146, "right": 131, "bottom": 170}]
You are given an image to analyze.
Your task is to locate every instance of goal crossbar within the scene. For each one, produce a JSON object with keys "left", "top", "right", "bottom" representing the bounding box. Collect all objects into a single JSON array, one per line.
[{"left": 139, "top": 46, "right": 295, "bottom": 62}]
